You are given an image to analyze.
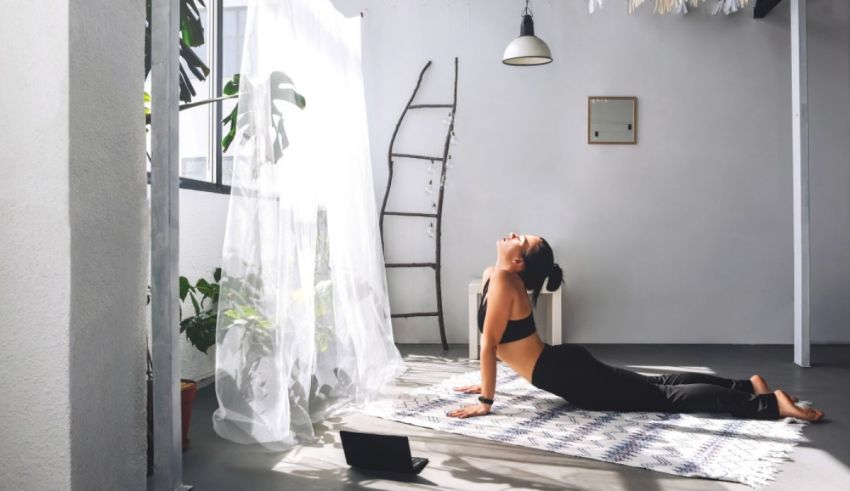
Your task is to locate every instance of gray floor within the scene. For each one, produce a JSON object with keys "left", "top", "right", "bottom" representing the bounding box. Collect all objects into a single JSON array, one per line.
[{"left": 183, "top": 344, "right": 850, "bottom": 490}]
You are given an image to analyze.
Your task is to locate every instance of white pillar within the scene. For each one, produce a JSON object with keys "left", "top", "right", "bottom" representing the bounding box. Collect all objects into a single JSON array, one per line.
[
  {"left": 0, "top": 0, "right": 147, "bottom": 488},
  {"left": 791, "top": 0, "right": 811, "bottom": 367},
  {"left": 150, "top": 0, "right": 185, "bottom": 489}
]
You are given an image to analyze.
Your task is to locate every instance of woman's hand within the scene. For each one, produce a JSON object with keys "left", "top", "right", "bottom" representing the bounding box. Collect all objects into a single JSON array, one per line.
[
  {"left": 447, "top": 403, "right": 491, "bottom": 419},
  {"left": 453, "top": 384, "right": 482, "bottom": 394}
]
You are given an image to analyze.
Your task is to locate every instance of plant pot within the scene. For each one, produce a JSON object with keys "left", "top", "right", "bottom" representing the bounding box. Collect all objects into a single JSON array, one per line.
[{"left": 181, "top": 379, "right": 198, "bottom": 450}]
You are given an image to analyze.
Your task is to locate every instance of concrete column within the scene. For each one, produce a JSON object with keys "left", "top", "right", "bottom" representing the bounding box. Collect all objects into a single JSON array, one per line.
[{"left": 0, "top": 0, "right": 147, "bottom": 489}]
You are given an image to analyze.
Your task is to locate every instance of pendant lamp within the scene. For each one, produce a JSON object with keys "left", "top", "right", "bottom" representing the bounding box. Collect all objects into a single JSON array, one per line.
[{"left": 502, "top": 0, "right": 552, "bottom": 66}]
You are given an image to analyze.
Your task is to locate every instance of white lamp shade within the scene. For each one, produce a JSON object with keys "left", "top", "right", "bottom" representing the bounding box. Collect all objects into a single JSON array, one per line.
[{"left": 502, "top": 35, "right": 552, "bottom": 66}]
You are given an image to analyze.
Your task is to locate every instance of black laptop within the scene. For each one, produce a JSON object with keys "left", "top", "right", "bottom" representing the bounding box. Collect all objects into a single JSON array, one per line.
[{"left": 339, "top": 430, "right": 429, "bottom": 474}]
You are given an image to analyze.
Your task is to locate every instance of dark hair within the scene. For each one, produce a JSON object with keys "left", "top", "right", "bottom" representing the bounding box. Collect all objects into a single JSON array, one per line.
[{"left": 518, "top": 238, "right": 563, "bottom": 306}]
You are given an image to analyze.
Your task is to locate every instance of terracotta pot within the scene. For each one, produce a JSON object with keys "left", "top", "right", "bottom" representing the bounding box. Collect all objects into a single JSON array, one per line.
[{"left": 180, "top": 379, "right": 198, "bottom": 450}]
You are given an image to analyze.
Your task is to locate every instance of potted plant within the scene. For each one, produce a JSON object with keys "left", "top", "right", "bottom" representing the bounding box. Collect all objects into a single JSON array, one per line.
[
  {"left": 145, "top": 267, "right": 220, "bottom": 475},
  {"left": 177, "top": 267, "right": 221, "bottom": 449}
]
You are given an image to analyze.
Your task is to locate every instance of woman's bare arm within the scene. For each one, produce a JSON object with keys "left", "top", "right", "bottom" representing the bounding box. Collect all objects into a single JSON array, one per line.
[
  {"left": 448, "top": 270, "right": 511, "bottom": 418},
  {"left": 452, "top": 266, "right": 495, "bottom": 395},
  {"left": 479, "top": 271, "right": 511, "bottom": 397}
]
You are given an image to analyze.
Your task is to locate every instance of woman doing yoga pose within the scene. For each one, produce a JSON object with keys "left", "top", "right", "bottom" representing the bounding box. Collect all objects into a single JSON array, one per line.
[{"left": 447, "top": 233, "right": 825, "bottom": 422}]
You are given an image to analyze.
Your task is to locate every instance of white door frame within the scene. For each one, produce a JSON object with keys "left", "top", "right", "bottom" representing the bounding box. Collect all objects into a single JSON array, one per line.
[{"left": 791, "top": 0, "right": 811, "bottom": 367}]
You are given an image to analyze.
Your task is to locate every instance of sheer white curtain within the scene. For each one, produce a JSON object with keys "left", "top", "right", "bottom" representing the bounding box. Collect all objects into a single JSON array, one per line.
[{"left": 213, "top": 0, "right": 403, "bottom": 447}]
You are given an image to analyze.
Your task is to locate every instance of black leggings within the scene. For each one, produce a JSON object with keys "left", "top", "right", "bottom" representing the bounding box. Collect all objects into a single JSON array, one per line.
[{"left": 530, "top": 344, "right": 779, "bottom": 419}]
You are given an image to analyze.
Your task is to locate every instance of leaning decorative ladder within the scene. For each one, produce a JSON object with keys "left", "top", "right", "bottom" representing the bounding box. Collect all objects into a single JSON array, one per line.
[{"left": 379, "top": 58, "right": 459, "bottom": 351}]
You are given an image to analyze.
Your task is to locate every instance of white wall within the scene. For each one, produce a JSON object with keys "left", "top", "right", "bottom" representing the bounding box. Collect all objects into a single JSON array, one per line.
[
  {"left": 179, "top": 189, "right": 229, "bottom": 381},
  {"left": 0, "top": 1, "right": 73, "bottom": 487},
  {"left": 0, "top": 0, "right": 147, "bottom": 488},
  {"left": 807, "top": 0, "right": 850, "bottom": 344},
  {"left": 140, "top": 175, "right": 234, "bottom": 384},
  {"left": 144, "top": 186, "right": 228, "bottom": 382},
  {"left": 180, "top": 0, "right": 849, "bottom": 345},
  {"left": 359, "top": 0, "right": 850, "bottom": 344}
]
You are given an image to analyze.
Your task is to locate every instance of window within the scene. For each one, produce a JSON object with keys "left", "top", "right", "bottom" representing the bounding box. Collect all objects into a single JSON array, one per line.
[
  {"left": 180, "top": 156, "right": 209, "bottom": 181},
  {"left": 149, "top": 0, "right": 248, "bottom": 194},
  {"left": 220, "top": 3, "right": 247, "bottom": 187}
]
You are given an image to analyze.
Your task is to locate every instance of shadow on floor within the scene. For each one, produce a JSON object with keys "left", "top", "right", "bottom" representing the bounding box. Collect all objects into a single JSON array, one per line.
[{"left": 182, "top": 344, "right": 850, "bottom": 491}]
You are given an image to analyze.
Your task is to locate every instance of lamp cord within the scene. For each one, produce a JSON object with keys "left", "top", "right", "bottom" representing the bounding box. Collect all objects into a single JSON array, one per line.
[{"left": 522, "top": 0, "right": 533, "bottom": 17}]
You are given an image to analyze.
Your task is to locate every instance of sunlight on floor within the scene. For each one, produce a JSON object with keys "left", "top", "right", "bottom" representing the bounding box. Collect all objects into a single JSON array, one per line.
[
  {"left": 625, "top": 365, "right": 717, "bottom": 375},
  {"left": 774, "top": 447, "right": 850, "bottom": 488}
]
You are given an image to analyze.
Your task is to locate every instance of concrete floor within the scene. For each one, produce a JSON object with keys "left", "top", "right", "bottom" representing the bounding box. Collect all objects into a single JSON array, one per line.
[{"left": 183, "top": 344, "right": 850, "bottom": 490}]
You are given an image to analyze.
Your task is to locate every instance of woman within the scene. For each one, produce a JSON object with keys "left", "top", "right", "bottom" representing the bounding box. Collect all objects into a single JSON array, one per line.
[{"left": 448, "top": 233, "right": 825, "bottom": 422}]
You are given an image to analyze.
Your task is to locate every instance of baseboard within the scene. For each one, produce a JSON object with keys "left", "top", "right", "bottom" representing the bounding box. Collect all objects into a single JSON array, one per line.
[{"left": 195, "top": 373, "right": 215, "bottom": 389}]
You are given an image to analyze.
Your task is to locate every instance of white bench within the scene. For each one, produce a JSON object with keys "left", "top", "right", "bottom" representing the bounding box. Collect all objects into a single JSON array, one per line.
[{"left": 468, "top": 279, "right": 562, "bottom": 360}]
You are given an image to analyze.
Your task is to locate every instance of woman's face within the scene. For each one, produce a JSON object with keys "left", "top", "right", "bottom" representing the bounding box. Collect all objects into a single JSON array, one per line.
[{"left": 497, "top": 233, "right": 543, "bottom": 268}]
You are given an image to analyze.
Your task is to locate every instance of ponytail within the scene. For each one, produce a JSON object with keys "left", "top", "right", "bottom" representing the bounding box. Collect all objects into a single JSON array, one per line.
[{"left": 519, "top": 239, "right": 562, "bottom": 306}]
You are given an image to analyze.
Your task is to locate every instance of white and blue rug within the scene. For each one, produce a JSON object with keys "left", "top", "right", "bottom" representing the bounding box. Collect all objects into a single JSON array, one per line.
[{"left": 365, "top": 364, "right": 808, "bottom": 488}]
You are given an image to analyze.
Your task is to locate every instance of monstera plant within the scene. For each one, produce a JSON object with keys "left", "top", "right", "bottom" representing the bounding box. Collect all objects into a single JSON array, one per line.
[{"left": 144, "top": 0, "right": 304, "bottom": 156}]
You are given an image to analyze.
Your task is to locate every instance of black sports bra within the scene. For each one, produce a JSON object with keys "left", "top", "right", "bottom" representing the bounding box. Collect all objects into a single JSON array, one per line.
[{"left": 477, "top": 278, "right": 537, "bottom": 344}]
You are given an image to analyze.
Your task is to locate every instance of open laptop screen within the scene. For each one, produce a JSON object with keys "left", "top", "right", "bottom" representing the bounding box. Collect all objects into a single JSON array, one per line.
[{"left": 340, "top": 430, "right": 416, "bottom": 473}]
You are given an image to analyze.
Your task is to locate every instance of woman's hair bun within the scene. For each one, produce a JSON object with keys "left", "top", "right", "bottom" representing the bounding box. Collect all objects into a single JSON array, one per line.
[{"left": 545, "top": 263, "right": 563, "bottom": 291}]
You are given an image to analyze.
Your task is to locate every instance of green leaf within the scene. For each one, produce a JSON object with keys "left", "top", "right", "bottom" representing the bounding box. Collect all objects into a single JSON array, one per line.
[
  {"left": 223, "top": 74, "right": 240, "bottom": 96},
  {"left": 179, "top": 0, "right": 206, "bottom": 48},
  {"left": 213, "top": 268, "right": 222, "bottom": 282},
  {"left": 221, "top": 105, "right": 238, "bottom": 152},
  {"left": 189, "top": 291, "right": 200, "bottom": 315},
  {"left": 240, "top": 305, "right": 258, "bottom": 317},
  {"left": 294, "top": 92, "right": 306, "bottom": 110},
  {"left": 183, "top": 312, "right": 216, "bottom": 354},
  {"left": 209, "top": 287, "right": 220, "bottom": 305},
  {"left": 180, "top": 39, "right": 209, "bottom": 80},
  {"left": 218, "top": 71, "right": 305, "bottom": 156},
  {"left": 179, "top": 276, "right": 190, "bottom": 301}
]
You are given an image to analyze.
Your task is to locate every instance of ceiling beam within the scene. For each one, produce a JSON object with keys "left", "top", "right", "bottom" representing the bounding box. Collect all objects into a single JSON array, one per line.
[{"left": 754, "top": 0, "right": 784, "bottom": 19}]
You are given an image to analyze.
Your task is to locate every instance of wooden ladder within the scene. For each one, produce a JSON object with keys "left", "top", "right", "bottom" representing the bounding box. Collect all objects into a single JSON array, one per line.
[{"left": 379, "top": 58, "right": 458, "bottom": 351}]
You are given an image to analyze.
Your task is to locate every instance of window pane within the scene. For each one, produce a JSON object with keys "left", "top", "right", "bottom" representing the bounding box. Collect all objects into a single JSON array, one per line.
[
  {"left": 221, "top": 96, "right": 238, "bottom": 186},
  {"left": 222, "top": 156, "right": 234, "bottom": 186},
  {"left": 179, "top": 5, "right": 212, "bottom": 182},
  {"left": 222, "top": 3, "right": 247, "bottom": 81},
  {"left": 180, "top": 103, "right": 211, "bottom": 182},
  {"left": 181, "top": 156, "right": 208, "bottom": 181},
  {"left": 222, "top": 1, "right": 248, "bottom": 186}
]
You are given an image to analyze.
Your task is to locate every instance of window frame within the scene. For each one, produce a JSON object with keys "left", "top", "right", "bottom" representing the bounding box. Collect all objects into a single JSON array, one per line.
[
  {"left": 208, "top": 0, "right": 226, "bottom": 193},
  {"left": 149, "top": 0, "right": 232, "bottom": 195}
]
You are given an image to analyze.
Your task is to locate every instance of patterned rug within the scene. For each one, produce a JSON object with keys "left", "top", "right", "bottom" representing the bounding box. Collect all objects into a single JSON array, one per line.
[{"left": 365, "top": 364, "right": 808, "bottom": 488}]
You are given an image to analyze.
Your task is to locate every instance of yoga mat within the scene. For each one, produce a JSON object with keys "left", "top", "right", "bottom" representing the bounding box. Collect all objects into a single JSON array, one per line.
[{"left": 364, "top": 364, "right": 809, "bottom": 488}]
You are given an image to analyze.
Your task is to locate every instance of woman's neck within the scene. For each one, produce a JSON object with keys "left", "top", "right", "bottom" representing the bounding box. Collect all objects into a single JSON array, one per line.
[{"left": 493, "top": 259, "right": 514, "bottom": 273}]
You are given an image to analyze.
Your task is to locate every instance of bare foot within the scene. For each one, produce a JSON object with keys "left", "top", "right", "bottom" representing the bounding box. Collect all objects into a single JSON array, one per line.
[
  {"left": 751, "top": 374, "right": 799, "bottom": 402},
  {"left": 775, "top": 389, "right": 824, "bottom": 422}
]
